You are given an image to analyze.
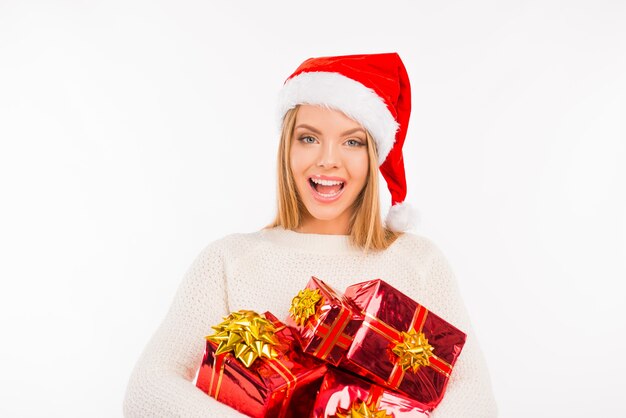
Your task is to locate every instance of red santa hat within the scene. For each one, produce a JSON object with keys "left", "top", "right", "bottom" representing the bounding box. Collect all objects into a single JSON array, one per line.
[{"left": 276, "top": 52, "right": 419, "bottom": 232}]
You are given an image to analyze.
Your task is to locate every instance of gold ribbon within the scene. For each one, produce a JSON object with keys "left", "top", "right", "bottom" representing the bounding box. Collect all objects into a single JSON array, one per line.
[
  {"left": 206, "top": 310, "right": 281, "bottom": 368},
  {"left": 391, "top": 329, "right": 434, "bottom": 373},
  {"left": 332, "top": 400, "right": 394, "bottom": 418},
  {"left": 289, "top": 288, "right": 322, "bottom": 326}
]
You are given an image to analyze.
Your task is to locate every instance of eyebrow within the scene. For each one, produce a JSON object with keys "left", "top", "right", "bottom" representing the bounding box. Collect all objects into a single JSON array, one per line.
[{"left": 295, "top": 124, "right": 366, "bottom": 136}]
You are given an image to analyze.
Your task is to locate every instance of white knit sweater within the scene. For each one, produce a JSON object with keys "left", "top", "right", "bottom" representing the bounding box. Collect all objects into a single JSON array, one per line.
[{"left": 123, "top": 226, "right": 498, "bottom": 417}]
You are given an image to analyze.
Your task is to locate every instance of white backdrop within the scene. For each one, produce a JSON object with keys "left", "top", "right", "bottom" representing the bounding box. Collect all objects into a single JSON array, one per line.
[{"left": 1, "top": 1, "right": 624, "bottom": 416}]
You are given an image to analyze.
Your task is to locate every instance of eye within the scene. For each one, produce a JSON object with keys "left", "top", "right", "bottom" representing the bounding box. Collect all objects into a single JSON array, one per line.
[
  {"left": 346, "top": 139, "right": 366, "bottom": 147},
  {"left": 299, "top": 135, "right": 317, "bottom": 144}
]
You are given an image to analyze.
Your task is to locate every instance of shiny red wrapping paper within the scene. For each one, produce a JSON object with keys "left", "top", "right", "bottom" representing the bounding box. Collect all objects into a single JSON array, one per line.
[
  {"left": 196, "top": 311, "right": 327, "bottom": 418},
  {"left": 286, "top": 276, "right": 364, "bottom": 366},
  {"left": 312, "top": 367, "right": 429, "bottom": 418},
  {"left": 342, "top": 279, "right": 467, "bottom": 410}
]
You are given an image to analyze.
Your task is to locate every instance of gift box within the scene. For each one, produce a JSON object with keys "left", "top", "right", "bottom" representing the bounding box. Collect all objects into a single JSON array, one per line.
[
  {"left": 286, "top": 276, "right": 364, "bottom": 366},
  {"left": 312, "top": 367, "right": 429, "bottom": 418},
  {"left": 342, "top": 279, "right": 467, "bottom": 409},
  {"left": 196, "top": 310, "right": 327, "bottom": 418}
]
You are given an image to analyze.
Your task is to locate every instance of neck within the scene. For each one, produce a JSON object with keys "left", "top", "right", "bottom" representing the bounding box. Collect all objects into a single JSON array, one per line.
[
  {"left": 261, "top": 226, "right": 360, "bottom": 254},
  {"left": 296, "top": 212, "right": 351, "bottom": 236}
]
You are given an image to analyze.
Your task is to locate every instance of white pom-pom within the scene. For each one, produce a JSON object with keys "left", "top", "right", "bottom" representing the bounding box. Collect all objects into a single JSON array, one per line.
[{"left": 385, "top": 201, "right": 420, "bottom": 232}]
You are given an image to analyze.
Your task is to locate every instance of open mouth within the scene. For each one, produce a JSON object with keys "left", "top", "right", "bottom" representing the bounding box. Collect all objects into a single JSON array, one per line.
[{"left": 308, "top": 177, "right": 345, "bottom": 197}]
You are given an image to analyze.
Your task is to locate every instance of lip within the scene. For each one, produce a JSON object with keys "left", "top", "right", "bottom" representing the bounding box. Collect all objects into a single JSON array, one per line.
[
  {"left": 307, "top": 176, "right": 346, "bottom": 203},
  {"left": 308, "top": 174, "right": 347, "bottom": 183}
]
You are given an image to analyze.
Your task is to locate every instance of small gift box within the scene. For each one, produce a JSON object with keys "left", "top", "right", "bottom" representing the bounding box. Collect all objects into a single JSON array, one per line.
[
  {"left": 196, "top": 310, "right": 327, "bottom": 418},
  {"left": 285, "top": 276, "right": 364, "bottom": 366},
  {"left": 342, "top": 279, "right": 467, "bottom": 409},
  {"left": 312, "top": 367, "right": 429, "bottom": 418}
]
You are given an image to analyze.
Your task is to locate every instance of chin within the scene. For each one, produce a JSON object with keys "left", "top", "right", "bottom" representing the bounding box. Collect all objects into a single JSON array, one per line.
[
  {"left": 304, "top": 206, "right": 349, "bottom": 221},
  {"left": 309, "top": 214, "right": 342, "bottom": 222}
]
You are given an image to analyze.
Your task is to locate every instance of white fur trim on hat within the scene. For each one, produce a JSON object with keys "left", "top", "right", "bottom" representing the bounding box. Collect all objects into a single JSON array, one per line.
[
  {"left": 385, "top": 201, "right": 420, "bottom": 232},
  {"left": 277, "top": 71, "right": 399, "bottom": 165}
]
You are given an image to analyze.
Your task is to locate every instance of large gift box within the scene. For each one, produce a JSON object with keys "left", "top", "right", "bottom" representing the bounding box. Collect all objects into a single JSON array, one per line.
[
  {"left": 286, "top": 276, "right": 364, "bottom": 366},
  {"left": 342, "top": 279, "right": 467, "bottom": 409},
  {"left": 196, "top": 310, "right": 327, "bottom": 418},
  {"left": 312, "top": 367, "right": 430, "bottom": 418}
]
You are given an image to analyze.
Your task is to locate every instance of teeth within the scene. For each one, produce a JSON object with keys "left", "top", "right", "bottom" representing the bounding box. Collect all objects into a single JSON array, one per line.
[
  {"left": 317, "top": 190, "right": 341, "bottom": 197},
  {"left": 311, "top": 178, "right": 344, "bottom": 186}
]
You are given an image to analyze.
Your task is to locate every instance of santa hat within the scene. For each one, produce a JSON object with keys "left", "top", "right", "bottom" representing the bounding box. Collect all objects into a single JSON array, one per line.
[{"left": 276, "top": 52, "right": 419, "bottom": 232}]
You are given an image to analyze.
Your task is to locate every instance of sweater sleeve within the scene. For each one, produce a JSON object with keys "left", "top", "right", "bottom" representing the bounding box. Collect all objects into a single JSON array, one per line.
[
  {"left": 415, "top": 238, "right": 498, "bottom": 418},
  {"left": 123, "top": 239, "right": 247, "bottom": 417}
]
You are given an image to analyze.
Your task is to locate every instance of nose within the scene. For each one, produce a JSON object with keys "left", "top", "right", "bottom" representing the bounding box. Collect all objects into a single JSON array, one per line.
[{"left": 317, "top": 141, "right": 340, "bottom": 168}]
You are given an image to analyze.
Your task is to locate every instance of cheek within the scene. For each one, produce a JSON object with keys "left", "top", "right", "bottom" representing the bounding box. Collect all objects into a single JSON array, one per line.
[
  {"left": 349, "top": 154, "right": 369, "bottom": 186},
  {"left": 289, "top": 151, "right": 307, "bottom": 183},
  {"left": 289, "top": 145, "right": 313, "bottom": 174},
  {"left": 289, "top": 154, "right": 300, "bottom": 176}
]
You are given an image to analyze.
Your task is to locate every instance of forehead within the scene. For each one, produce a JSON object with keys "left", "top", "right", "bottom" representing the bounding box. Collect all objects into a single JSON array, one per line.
[{"left": 295, "top": 104, "right": 363, "bottom": 129}]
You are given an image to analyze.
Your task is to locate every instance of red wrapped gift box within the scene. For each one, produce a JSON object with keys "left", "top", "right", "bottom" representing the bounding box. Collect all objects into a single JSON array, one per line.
[
  {"left": 196, "top": 310, "right": 327, "bottom": 418},
  {"left": 312, "top": 367, "right": 429, "bottom": 418},
  {"left": 285, "top": 276, "right": 364, "bottom": 366},
  {"left": 342, "top": 279, "right": 467, "bottom": 410}
]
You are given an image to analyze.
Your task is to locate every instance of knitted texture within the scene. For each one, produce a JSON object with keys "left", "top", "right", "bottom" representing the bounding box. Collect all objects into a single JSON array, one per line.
[{"left": 123, "top": 226, "right": 497, "bottom": 417}]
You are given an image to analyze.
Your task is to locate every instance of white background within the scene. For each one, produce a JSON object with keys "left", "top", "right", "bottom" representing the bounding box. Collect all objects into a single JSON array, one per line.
[{"left": 1, "top": 1, "right": 624, "bottom": 416}]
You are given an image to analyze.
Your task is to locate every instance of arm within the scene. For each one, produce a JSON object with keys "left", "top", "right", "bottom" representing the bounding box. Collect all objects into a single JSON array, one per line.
[
  {"left": 416, "top": 238, "right": 498, "bottom": 418},
  {"left": 123, "top": 240, "right": 247, "bottom": 417}
]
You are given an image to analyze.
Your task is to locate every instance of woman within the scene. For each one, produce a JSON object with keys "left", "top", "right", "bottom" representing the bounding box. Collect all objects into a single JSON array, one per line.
[{"left": 123, "top": 53, "right": 497, "bottom": 417}]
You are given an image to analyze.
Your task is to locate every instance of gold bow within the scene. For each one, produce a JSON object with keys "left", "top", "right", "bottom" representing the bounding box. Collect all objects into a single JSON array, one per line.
[
  {"left": 289, "top": 288, "right": 322, "bottom": 326},
  {"left": 391, "top": 329, "right": 434, "bottom": 373},
  {"left": 206, "top": 310, "right": 281, "bottom": 368},
  {"left": 332, "top": 400, "right": 394, "bottom": 418}
]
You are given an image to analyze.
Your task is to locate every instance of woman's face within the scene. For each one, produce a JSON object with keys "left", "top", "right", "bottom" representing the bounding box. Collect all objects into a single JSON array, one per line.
[{"left": 289, "top": 104, "right": 370, "bottom": 234}]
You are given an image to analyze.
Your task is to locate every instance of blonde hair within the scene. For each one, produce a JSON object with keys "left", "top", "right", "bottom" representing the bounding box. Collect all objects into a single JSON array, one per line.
[{"left": 264, "top": 104, "right": 403, "bottom": 253}]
